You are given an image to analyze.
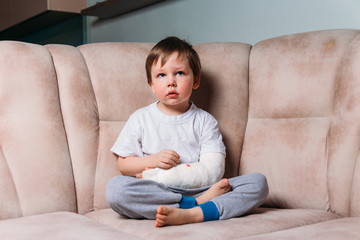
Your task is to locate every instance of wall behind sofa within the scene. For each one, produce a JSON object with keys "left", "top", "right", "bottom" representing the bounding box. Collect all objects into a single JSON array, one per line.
[{"left": 86, "top": 0, "right": 360, "bottom": 45}]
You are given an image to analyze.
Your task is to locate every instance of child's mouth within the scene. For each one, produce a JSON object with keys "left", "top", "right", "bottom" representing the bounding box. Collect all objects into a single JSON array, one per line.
[{"left": 167, "top": 91, "right": 178, "bottom": 97}]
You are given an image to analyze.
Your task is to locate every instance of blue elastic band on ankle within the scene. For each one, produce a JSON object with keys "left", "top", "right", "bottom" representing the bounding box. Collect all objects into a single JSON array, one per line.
[
  {"left": 198, "top": 201, "right": 219, "bottom": 222},
  {"left": 179, "top": 196, "right": 197, "bottom": 209}
]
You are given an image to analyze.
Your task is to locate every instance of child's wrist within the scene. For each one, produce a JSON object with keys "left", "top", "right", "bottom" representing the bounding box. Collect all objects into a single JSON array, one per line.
[{"left": 145, "top": 155, "right": 158, "bottom": 169}]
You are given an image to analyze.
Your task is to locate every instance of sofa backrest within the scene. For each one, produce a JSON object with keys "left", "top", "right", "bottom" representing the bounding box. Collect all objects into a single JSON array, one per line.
[
  {"left": 47, "top": 41, "right": 251, "bottom": 214},
  {"left": 239, "top": 29, "right": 360, "bottom": 217},
  {"left": 3, "top": 29, "right": 360, "bottom": 220},
  {"left": 0, "top": 41, "right": 77, "bottom": 220}
]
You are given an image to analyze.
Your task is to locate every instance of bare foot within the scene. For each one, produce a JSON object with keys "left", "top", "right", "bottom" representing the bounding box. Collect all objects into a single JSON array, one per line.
[
  {"left": 155, "top": 206, "right": 203, "bottom": 227},
  {"left": 196, "top": 178, "right": 231, "bottom": 205}
]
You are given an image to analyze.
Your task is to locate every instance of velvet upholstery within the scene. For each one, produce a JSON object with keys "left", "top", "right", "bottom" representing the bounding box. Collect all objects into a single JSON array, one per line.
[
  {"left": 85, "top": 208, "right": 338, "bottom": 240},
  {"left": 193, "top": 43, "right": 251, "bottom": 178},
  {"left": 0, "top": 41, "right": 77, "bottom": 220},
  {"left": 240, "top": 29, "right": 360, "bottom": 217},
  {"left": 46, "top": 44, "right": 100, "bottom": 215},
  {"left": 240, "top": 217, "right": 360, "bottom": 240},
  {"left": 0, "top": 212, "right": 141, "bottom": 240},
  {"left": 1, "top": 29, "right": 360, "bottom": 239}
]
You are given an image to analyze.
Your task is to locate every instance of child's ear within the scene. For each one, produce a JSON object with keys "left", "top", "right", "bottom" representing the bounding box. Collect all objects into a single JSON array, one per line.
[
  {"left": 193, "top": 75, "right": 200, "bottom": 89},
  {"left": 150, "top": 82, "right": 156, "bottom": 93}
]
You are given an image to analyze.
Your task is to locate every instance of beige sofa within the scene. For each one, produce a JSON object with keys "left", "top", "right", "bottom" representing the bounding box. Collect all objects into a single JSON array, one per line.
[{"left": 1, "top": 29, "right": 360, "bottom": 239}]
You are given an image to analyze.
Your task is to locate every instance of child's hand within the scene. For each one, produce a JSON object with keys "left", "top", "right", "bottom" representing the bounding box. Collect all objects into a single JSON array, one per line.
[{"left": 154, "top": 149, "right": 180, "bottom": 169}]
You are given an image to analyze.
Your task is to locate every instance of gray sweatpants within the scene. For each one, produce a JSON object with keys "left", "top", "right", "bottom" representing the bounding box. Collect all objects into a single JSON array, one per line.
[{"left": 105, "top": 173, "right": 268, "bottom": 220}]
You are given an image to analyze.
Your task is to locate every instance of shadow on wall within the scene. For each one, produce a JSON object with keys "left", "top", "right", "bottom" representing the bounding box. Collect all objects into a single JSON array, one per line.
[
  {"left": 190, "top": 71, "right": 214, "bottom": 113},
  {"left": 191, "top": 70, "right": 241, "bottom": 178}
]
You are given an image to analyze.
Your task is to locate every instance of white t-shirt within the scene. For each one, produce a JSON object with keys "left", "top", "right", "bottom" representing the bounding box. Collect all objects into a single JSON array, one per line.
[{"left": 111, "top": 102, "right": 226, "bottom": 163}]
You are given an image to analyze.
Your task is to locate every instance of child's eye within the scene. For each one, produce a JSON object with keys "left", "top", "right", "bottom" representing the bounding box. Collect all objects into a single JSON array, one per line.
[
  {"left": 176, "top": 71, "right": 184, "bottom": 76},
  {"left": 158, "top": 73, "right": 165, "bottom": 78}
]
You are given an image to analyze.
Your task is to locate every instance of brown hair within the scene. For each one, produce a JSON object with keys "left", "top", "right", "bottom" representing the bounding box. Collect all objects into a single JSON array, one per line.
[{"left": 145, "top": 36, "right": 201, "bottom": 86}]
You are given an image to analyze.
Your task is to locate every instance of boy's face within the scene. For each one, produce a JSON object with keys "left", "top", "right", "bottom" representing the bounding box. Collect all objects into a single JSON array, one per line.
[{"left": 150, "top": 52, "right": 199, "bottom": 115}]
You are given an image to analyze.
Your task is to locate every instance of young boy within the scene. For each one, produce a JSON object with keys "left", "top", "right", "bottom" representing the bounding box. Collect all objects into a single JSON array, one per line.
[{"left": 106, "top": 37, "right": 268, "bottom": 227}]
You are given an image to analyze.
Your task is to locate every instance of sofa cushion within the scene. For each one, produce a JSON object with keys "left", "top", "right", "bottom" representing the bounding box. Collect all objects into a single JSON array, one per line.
[
  {"left": 0, "top": 41, "right": 76, "bottom": 220},
  {"left": 240, "top": 29, "right": 360, "bottom": 217},
  {"left": 343, "top": 32, "right": 360, "bottom": 218},
  {"left": 46, "top": 44, "right": 103, "bottom": 215},
  {"left": 85, "top": 208, "right": 339, "bottom": 240},
  {"left": 47, "top": 42, "right": 156, "bottom": 214},
  {"left": 239, "top": 217, "right": 360, "bottom": 240},
  {"left": 0, "top": 212, "right": 142, "bottom": 240}
]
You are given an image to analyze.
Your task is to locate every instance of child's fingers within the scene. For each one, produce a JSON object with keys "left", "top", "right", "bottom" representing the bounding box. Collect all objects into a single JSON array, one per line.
[
  {"left": 161, "top": 153, "right": 179, "bottom": 164},
  {"left": 156, "top": 149, "right": 180, "bottom": 169},
  {"left": 158, "top": 162, "right": 173, "bottom": 169},
  {"left": 167, "top": 151, "right": 180, "bottom": 164},
  {"left": 168, "top": 156, "right": 179, "bottom": 166},
  {"left": 159, "top": 158, "right": 178, "bottom": 169},
  {"left": 161, "top": 149, "right": 180, "bottom": 161}
]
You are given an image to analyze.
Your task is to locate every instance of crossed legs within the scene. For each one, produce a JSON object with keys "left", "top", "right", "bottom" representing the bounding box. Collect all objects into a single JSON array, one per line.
[{"left": 106, "top": 173, "right": 268, "bottom": 227}]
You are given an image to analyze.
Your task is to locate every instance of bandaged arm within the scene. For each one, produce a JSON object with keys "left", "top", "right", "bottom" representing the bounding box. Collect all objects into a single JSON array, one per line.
[{"left": 142, "top": 152, "right": 225, "bottom": 189}]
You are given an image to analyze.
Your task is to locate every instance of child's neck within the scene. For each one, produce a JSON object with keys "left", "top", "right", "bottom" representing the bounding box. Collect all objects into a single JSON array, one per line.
[{"left": 157, "top": 101, "right": 191, "bottom": 116}]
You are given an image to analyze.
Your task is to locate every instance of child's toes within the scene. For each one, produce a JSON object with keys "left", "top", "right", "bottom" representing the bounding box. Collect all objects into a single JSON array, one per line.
[
  {"left": 157, "top": 206, "right": 169, "bottom": 215},
  {"left": 155, "top": 219, "right": 164, "bottom": 227}
]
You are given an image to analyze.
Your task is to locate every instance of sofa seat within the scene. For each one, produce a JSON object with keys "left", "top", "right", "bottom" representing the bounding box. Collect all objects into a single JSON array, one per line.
[
  {"left": 85, "top": 208, "right": 339, "bottom": 240},
  {"left": 0, "top": 212, "right": 142, "bottom": 240},
  {"left": 240, "top": 217, "right": 360, "bottom": 240}
]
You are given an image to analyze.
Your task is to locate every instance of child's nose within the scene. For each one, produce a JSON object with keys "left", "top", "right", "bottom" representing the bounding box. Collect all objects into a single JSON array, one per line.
[{"left": 168, "top": 76, "right": 177, "bottom": 87}]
